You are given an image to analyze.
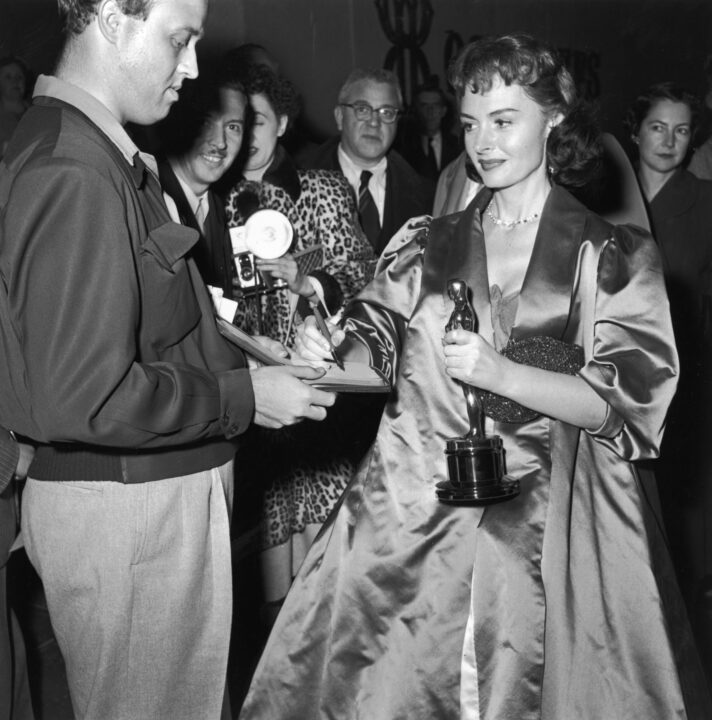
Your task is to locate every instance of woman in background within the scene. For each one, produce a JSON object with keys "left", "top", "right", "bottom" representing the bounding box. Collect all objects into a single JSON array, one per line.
[
  {"left": 0, "top": 56, "right": 31, "bottom": 160},
  {"left": 224, "top": 64, "right": 378, "bottom": 622},
  {"left": 626, "top": 82, "right": 712, "bottom": 660},
  {"left": 238, "top": 35, "right": 709, "bottom": 719}
]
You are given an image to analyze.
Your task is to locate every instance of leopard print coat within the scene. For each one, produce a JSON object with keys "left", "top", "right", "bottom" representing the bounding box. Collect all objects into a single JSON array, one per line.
[
  {"left": 225, "top": 155, "right": 378, "bottom": 551},
  {"left": 225, "top": 168, "right": 374, "bottom": 347}
]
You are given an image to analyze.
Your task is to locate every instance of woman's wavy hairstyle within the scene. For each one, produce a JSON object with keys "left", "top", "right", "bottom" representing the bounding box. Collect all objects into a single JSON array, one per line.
[
  {"left": 448, "top": 33, "right": 602, "bottom": 188},
  {"left": 623, "top": 81, "right": 700, "bottom": 144},
  {"left": 239, "top": 64, "right": 301, "bottom": 126}
]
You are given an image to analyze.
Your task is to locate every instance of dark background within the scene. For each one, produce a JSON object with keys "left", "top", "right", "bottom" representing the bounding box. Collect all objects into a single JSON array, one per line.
[{"left": 2, "top": 0, "right": 712, "bottom": 147}]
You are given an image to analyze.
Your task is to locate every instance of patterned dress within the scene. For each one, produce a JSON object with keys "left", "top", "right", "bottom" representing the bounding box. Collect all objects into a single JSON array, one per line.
[{"left": 225, "top": 157, "right": 374, "bottom": 347}]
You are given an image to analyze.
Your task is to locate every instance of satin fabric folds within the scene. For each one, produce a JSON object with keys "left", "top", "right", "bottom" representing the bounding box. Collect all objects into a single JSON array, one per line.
[{"left": 238, "top": 187, "right": 711, "bottom": 720}]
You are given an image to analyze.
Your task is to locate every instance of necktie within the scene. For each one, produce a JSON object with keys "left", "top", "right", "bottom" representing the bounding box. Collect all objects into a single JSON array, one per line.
[
  {"left": 426, "top": 136, "right": 438, "bottom": 176},
  {"left": 358, "top": 170, "right": 381, "bottom": 251},
  {"left": 195, "top": 195, "right": 207, "bottom": 231}
]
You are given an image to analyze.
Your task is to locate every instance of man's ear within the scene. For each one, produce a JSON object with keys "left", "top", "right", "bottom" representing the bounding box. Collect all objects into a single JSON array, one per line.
[
  {"left": 96, "top": 0, "right": 124, "bottom": 45},
  {"left": 334, "top": 105, "right": 344, "bottom": 132}
]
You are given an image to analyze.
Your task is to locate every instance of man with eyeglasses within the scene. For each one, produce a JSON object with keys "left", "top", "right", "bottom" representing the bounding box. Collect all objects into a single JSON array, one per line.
[{"left": 307, "top": 68, "right": 433, "bottom": 255}]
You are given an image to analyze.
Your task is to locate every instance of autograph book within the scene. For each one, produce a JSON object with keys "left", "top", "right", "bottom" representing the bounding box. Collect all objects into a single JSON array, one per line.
[{"left": 217, "top": 318, "right": 391, "bottom": 393}]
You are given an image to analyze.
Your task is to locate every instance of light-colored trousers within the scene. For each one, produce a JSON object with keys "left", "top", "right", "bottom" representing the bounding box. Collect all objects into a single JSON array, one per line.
[{"left": 22, "top": 461, "right": 234, "bottom": 720}]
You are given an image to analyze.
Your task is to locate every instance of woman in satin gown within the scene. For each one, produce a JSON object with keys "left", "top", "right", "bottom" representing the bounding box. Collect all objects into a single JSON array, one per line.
[{"left": 238, "top": 34, "right": 711, "bottom": 719}]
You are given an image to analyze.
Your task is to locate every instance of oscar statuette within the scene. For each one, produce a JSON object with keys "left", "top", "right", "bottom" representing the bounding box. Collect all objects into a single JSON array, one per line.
[{"left": 435, "top": 279, "right": 520, "bottom": 505}]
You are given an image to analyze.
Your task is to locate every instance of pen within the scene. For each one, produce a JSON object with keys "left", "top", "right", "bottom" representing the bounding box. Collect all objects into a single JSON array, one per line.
[{"left": 312, "top": 305, "right": 345, "bottom": 371}]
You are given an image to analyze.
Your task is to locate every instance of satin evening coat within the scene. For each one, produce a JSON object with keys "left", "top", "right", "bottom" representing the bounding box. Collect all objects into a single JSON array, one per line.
[{"left": 239, "top": 186, "right": 710, "bottom": 719}]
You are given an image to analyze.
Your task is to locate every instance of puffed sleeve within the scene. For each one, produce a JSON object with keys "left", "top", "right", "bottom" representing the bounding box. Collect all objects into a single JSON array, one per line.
[
  {"left": 339, "top": 228, "right": 427, "bottom": 384},
  {"left": 579, "top": 224, "right": 679, "bottom": 460}
]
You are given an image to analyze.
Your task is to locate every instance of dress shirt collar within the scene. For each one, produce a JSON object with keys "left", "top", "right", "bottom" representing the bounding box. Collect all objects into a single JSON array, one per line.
[
  {"left": 423, "top": 130, "right": 442, "bottom": 162},
  {"left": 337, "top": 144, "right": 388, "bottom": 219},
  {"left": 33, "top": 74, "right": 159, "bottom": 178},
  {"left": 337, "top": 143, "right": 388, "bottom": 189},
  {"left": 169, "top": 159, "right": 209, "bottom": 222}
]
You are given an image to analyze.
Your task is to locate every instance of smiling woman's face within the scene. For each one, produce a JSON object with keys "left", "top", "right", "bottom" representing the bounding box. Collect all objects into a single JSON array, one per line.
[
  {"left": 636, "top": 99, "right": 692, "bottom": 176},
  {"left": 460, "top": 75, "right": 555, "bottom": 193}
]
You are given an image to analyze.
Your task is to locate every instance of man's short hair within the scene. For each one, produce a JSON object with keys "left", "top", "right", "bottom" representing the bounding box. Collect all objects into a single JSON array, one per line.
[
  {"left": 58, "top": 0, "right": 153, "bottom": 35},
  {"left": 413, "top": 75, "right": 447, "bottom": 105},
  {"left": 337, "top": 68, "right": 403, "bottom": 108}
]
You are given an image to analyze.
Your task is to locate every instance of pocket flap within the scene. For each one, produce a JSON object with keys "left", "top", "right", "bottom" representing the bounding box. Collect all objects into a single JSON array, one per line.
[{"left": 142, "top": 222, "right": 199, "bottom": 270}]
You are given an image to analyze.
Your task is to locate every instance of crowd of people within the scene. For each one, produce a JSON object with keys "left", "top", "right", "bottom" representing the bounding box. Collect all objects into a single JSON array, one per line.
[{"left": 2, "top": 1, "right": 712, "bottom": 719}]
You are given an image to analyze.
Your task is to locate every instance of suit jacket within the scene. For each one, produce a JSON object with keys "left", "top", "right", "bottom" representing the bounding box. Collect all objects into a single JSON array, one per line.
[
  {"left": 306, "top": 137, "right": 434, "bottom": 255},
  {"left": 396, "top": 128, "right": 461, "bottom": 182},
  {"left": 648, "top": 169, "right": 712, "bottom": 352},
  {"left": 158, "top": 159, "right": 236, "bottom": 299}
]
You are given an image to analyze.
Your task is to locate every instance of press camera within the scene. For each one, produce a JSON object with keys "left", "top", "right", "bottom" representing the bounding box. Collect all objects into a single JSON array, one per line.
[{"left": 229, "top": 209, "right": 293, "bottom": 292}]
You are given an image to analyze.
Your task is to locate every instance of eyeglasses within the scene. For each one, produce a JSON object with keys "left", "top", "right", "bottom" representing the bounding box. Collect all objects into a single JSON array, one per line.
[{"left": 340, "top": 102, "right": 401, "bottom": 124}]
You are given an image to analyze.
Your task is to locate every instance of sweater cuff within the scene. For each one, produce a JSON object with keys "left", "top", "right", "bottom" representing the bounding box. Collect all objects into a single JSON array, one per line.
[{"left": 216, "top": 368, "right": 255, "bottom": 439}]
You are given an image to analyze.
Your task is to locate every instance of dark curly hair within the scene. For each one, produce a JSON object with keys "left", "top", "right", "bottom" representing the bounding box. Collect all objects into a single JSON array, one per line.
[
  {"left": 237, "top": 64, "right": 300, "bottom": 126},
  {"left": 623, "top": 81, "right": 700, "bottom": 145},
  {"left": 448, "top": 33, "right": 602, "bottom": 188},
  {"left": 58, "top": 0, "right": 152, "bottom": 35}
]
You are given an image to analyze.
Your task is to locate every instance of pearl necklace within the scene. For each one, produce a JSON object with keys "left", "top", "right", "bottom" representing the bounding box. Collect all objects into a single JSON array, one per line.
[{"left": 485, "top": 200, "right": 540, "bottom": 229}]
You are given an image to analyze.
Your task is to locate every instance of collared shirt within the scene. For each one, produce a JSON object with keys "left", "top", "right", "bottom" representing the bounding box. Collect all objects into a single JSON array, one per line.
[
  {"left": 169, "top": 160, "right": 209, "bottom": 229},
  {"left": 422, "top": 130, "right": 442, "bottom": 170},
  {"left": 33, "top": 74, "right": 159, "bottom": 179},
  {"left": 337, "top": 144, "right": 388, "bottom": 223}
]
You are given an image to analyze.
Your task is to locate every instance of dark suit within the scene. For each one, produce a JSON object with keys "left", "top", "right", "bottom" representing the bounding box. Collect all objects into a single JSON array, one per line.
[
  {"left": 645, "top": 169, "right": 712, "bottom": 617},
  {"left": 306, "top": 137, "right": 434, "bottom": 255},
  {"left": 158, "top": 159, "right": 236, "bottom": 299},
  {"left": 396, "top": 128, "right": 461, "bottom": 182}
]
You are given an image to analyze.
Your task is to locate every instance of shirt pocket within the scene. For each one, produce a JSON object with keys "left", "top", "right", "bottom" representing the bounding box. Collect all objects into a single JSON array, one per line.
[{"left": 140, "top": 221, "right": 202, "bottom": 351}]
